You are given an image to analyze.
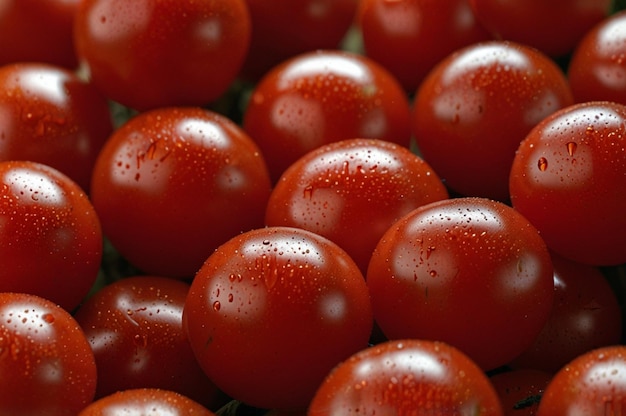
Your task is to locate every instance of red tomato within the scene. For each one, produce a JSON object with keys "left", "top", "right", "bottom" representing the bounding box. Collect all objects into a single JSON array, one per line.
[
  {"left": 0, "top": 0, "right": 79, "bottom": 68},
  {"left": 0, "top": 293, "right": 97, "bottom": 415},
  {"left": 243, "top": 50, "right": 413, "bottom": 182},
  {"left": 265, "top": 138, "right": 449, "bottom": 273},
  {"left": 0, "top": 63, "right": 113, "bottom": 192},
  {"left": 490, "top": 369, "right": 552, "bottom": 416},
  {"left": 366, "top": 197, "right": 554, "bottom": 371},
  {"left": 78, "top": 388, "right": 215, "bottom": 415},
  {"left": 74, "top": 0, "right": 251, "bottom": 111},
  {"left": 508, "top": 253, "right": 622, "bottom": 373},
  {"left": 569, "top": 10, "right": 626, "bottom": 104},
  {"left": 74, "top": 276, "right": 227, "bottom": 411},
  {"left": 469, "top": 0, "right": 611, "bottom": 57},
  {"left": 509, "top": 101, "right": 626, "bottom": 266},
  {"left": 357, "top": 0, "right": 492, "bottom": 92},
  {"left": 536, "top": 345, "right": 626, "bottom": 415},
  {"left": 183, "top": 226, "right": 373, "bottom": 410},
  {"left": 90, "top": 107, "right": 271, "bottom": 278},
  {"left": 412, "top": 40, "right": 574, "bottom": 201},
  {"left": 308, "top": 339, "right": 504, "bottom": 415},
  {"left": 0, "top": 161, "right": 102, "bottom": 311}
]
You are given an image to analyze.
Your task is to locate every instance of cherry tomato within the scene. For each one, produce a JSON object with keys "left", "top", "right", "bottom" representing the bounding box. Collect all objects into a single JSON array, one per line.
[
  {"left": 412, "top": 40, "right": 574, "bottom": 201},
  {"left": 74, "top": 0, "right": 251, "bottom": 111},
  {"left": 265, "top": 138, "right": 448, "bottom": 273},
  {"left": 357, "top": 0, "right": 492, "bottom": 93},
  {"left": 0, "top": 0, "right": 79, "bottom": 68},
  {"left": 469, "top": 0, "right": 611, "bottom": 57},
  {"left": 183, "top": 226, "right": 373, "bottom": 410},
  {"left": 0, "top": 161, "right": 103, "bottom": 311},
  {"left": 78, "top": 388, "right": 215, "bottom": 415},
  {"left": 90, "top": 107, "right": 271, "bottom": 278},
  {"left": 74, "top": 276, "right": 227, "bottom": 410},
  {"left": 308, "top": 339, "right": 504, "bottom": 415},
  {"left": 243, "top": 50, "right": 413, "bottom": 182},
  {"left": 0, "top": 293, "right": 97, "bottom": 415},
  {"left": 490, "top": 369, "right": 552, "bottom": 416},
  {"left": 0, "top": 63, "right": 113, "bottom": 192},
  {"left": 568, "top": 10, "right": 626, "bottom": 104},
  {"left": 536, "top": 345, "right": 626, "bottom": 415},
  {"left": 509, "top": 101, "right": 626, "bottom": 266},
  {"left": 366, "top": 197, "right": 554, "bottom": 371}
]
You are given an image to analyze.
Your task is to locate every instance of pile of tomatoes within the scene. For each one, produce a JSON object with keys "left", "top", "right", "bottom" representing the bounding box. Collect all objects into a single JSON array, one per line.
[{"left": 1, "top": 0, "right": 626, "bottom": 415}]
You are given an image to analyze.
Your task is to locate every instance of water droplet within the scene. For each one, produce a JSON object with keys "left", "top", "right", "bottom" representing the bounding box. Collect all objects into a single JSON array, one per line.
[
  {"left": 42, "top": 314, "right": 54, "bottom": 324},
  {"left": 566, "top": 141, "right": 577, "bottom": 156},
  {"left": 228, "top": 293, "right": 234, "bottom": 303},
  {"left": 262, "top": 239, "right": 270, "bottom": 245},
  {"left": 212, "top": 301, "right": 221, "bottom": 311},
  {"left": 303, "top": 185, "right": 314, "bottom": 199},
  {"left": 429, "top": 270, "right": 438, "bottom": 277},
  {"left": 537, "top": 157, "right": 548, "bottom": 171}
]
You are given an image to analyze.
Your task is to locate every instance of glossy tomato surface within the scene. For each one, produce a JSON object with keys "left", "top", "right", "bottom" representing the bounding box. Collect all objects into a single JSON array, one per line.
[
  {"left": 308, "top": 339, "right": 503, "bottom": 415},
  {"left": 78, "top": 388, "right": 215, "bottom": 416},
  {"left": 489, "top": 369, "right": 552, "bottom": 416},
  {"left": 367, "top": 197, "right": 554, "bottom": 371},
  {"left": 469, "top": 0, "right": 611, "bottom": 57},
  {"left": 509, "top": 101, "right": 626, "bottom": 266},
  {"left": 74, "top": 0, "right": 251, "bottom": 111},
  {"left": 357, "top": 0, "right": 492, "bottom": 92},
  {"left": 536, "top": 346, "right": 626, "bottom": 415},
  {"left": 183, "top": 226, "right": 373, "bottom": 410},
  {"left": 265, "top": 138, "right": 448, "bottom": 273},
  {"left": 243, "top": 50, "right": 412, "bottom": 182},
  {"left": 412, "top": 40, "right": 574, "bottom": 201},
  {"left": 0, "top": 63, "right": 113, "bottom": 192},
  {"left": 0, "top": 0, "right": 79, "bottom": 68},
  {"left": 90, "top": 107, "right": 271, "bottom": 278},
  {"left": 74, "top": 276, "right": 226, "bottom": 410},
  {"left": 0, "top": 161, "right": 103, "bottom": 311},
  {"left": 0, "top": 293, "right": 97, "bottom": 416}
]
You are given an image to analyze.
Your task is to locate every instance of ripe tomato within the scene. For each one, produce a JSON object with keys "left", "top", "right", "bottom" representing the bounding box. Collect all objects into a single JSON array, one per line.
[
  {"left": 0, "top": 0, "right": 79, "bottom": 68},
  {"left": 90, "top": 107, "right": 271, "bottom": 278},
  {"left": 243, "top": 50, "right": 412, "bottom": 182},
  {"left": 366, "top": 197, "right": 554, "bottom": 371},
  {"left": 568, "top": 10, "right": 626, "bottom": 104},
  {"left": 412, "top": 40, "right": 574, "bottom": 201},
  {"left": 74, "top": 276, "right": 227, "bottom": 411},
  {"left": 509, "top": 101, "right": 626, "bottom": 266},
  {"left": 469, "top": 0, "right": 611, "bottom": 57},
  {"left": 183, "top": 226, "right": 373, "bottom": 410},
  {"left": 308, "top": 339, "right": 504, "bottom": 415},
  {"left": 265, "top": 138, "right": 448, "bottom": 273},
  {"left": 74, "top": 0, "right": 251, "bottom": 111},
  {"left": 489, "top": 369, "right": 552, "bottom": 416},
  {"left": 0, "top": 293, "right": 97, "bottom": 416},
  {"left": 78, "top": 388, "right": 215, "bottom": 415},
  {"left": 0, "top": 161, "right": 102, "bottom": 311},
  {"left": 536, "top": 345, "right": 626, "bottom": 415},
  {"left": 357, "top": 0, "right": 492, "bottom": 92},
  {"left": 0, "top": 62, "right": 113, "bottom": 192}
]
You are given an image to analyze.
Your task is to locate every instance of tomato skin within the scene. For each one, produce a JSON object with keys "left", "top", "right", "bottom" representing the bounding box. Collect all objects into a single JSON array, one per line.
[
  {"left": 183, "top": 226, "right": 373, "bottom": 410},
  {"left": 0, "top": 161, "right": 103, "bottom": 311},
  {"left": 366, "top": 197, "right": 554, "bottom": 371},
  {"left": 74, "top": 0, "right": 251, "bottom": 111},
  {"left": 536, "top": 345, "right": 626, "bottom": 415},
  {"left": 308, "top": 339, "right": 504, "bottom": 415},
  {"left": 0, "top": 293, "right": 97, "bottom": 416},
  {"left": 509, "top": 101, "right": 626, "bottom": 266},
  {"left": 90, "top": 107, "right": 271, "bottom": 278},
  {"left": 0, "top": 63, "right": 113, "bottom": 192},
  {"left": 469, "top": 0, "right": 611, "bottom": 57},
  {"left": 265, "top": 138, "right": 448, "bottom": 273},
  {"left": 243, "top": 50, "right": 413, "bottom": 183},
  {"left": 357, "top": 0, "right": 492, "bottom": 93},
  {"left": 489, "top": 369, "right": 552, "bottom": 416}
]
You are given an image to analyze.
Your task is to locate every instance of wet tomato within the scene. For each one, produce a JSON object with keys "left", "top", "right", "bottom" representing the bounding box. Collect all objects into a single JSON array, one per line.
[
  {"left": 0, "top": 161, "right": 102, "bottom": 311},
  {"left": 509, "top": 101, "right": 626, "bottom": 266},
  {"left": 366, "top": 197, "right": 554, "bottom": 371},
  {"left": 0, "top": 293, "right": 97, "bottom": 416},
  {"left": 308, "top": 339, "right": 504, "bottom": 415},
  {"left": 90, "top": 107, "right": 271, "bottom": 278},
  {"left": 265, "top": 138, "right": 448, "bottom": 273},
  {"left": 183, "top": 226, "right": 373, "bottom": 411},
  {"left": 412, "top": 40, "right": 574, "bottom": 201}
]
